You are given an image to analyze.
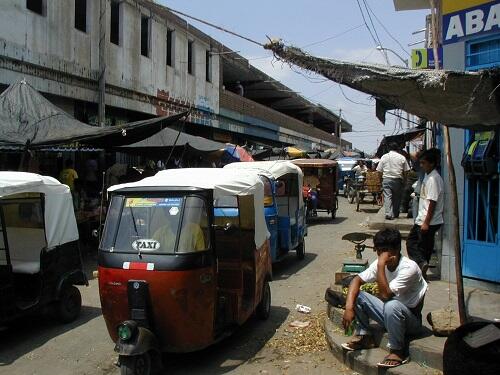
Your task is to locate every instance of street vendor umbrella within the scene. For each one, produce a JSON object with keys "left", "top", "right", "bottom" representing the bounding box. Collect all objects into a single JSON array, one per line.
[
  {"left": 220, "top": 144, "right": 254, "bottom": 163},
  {"left": 0, "top": 80, "right": 188, "bottom": 149},
  {"left": 118, "top": 126, "right": 225, "bottom": 153},
  {"left": 376, "top": 128, "right": 426, "bottom": 158}
]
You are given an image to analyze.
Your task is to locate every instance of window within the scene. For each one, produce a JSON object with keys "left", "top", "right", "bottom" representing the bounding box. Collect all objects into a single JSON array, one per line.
[
  {"left": 74, "top": 0, "right": 87, "bottom": 32},
  {"left": 206, "top": 50, "right": 212, "bottom": 82},
  {"left": 110, "top": 0, "right": 120, "bottom": 45},
  {"left": 26, "top": 0, "right": 44, "bottom": 16},
  {"left": 140, "top": 15, "right": 150, "bottom": 57},
  {"left": 166, "top": 29, "right": 174, "bottom": 67},
  {"left": 188, "top": 40, "right": 194, "bottom": 75},
  {"left": 466, "top": 36, "right": 500, "bottom": 70},
  {"left": 101, "top": 195, "right": 209, "bottom": 254}
]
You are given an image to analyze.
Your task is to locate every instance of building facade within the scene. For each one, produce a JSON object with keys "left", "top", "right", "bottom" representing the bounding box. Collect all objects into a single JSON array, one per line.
[
  {"left": 0, "top": 0, "right": 351, "bottom": 150},
  {"left": 395, "top": 0, "right": 500, "bottom": 290}
]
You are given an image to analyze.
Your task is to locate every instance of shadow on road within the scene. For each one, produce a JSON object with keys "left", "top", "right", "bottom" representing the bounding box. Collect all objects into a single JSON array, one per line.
[
  {"left": 271, "top": 252, "right": 318, "bottom": 281},
  {"left": 0, "top": 305, "right": 102, "bottom": 366},
  {"left": 165, "top": 306, "right": 290, "bottom": 374}
]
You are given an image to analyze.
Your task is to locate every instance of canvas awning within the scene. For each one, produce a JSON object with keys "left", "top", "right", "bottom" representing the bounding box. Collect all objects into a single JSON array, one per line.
[
  {"left": 264, "top": 41, "right": 500, "bottom": 128},
  {"left": 0, "top": 80, "right": 188, "bottom": 148},
  {"left": 118, "top": 126, "right": 224, "bottom": 153},
  {"left": 376, "top": 128, "right": 426, "bottom": 157}
]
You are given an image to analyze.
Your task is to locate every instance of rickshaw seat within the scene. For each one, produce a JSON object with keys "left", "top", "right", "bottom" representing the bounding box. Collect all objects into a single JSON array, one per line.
[{"left": 6, "top": 227, "right": 43, "bottom": 274}]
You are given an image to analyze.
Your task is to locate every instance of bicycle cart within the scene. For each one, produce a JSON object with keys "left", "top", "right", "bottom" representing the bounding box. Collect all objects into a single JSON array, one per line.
[{"left": 349, "top": 171, "right": 383, "bottom": 212}]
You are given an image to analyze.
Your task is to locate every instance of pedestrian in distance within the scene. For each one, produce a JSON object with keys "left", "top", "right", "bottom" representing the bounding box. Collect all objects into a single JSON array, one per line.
[
  {"left": 377, "top": 143, "right": 410, "bottom": 220},
  {"left": 341, "top": 228, "right": 427, "bottom": 369},
  {"left": 406, "top": 148, "right": 444, "bottom": 280}
]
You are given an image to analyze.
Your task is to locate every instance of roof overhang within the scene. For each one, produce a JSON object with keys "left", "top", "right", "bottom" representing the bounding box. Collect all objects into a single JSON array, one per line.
[{"left": 393, "top": 0, "right": 430, "bottom": 11}]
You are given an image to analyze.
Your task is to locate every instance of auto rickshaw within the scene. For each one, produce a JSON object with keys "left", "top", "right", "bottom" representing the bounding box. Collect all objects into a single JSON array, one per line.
[
  {"left": 224, "top": 161, "right": 307, "bottom": 261},
  {"left": 98, "top": 168, "right": 272, "bottom": 375},
  {"left": 0, "top": 172, "right": 87, "bottom": 324},
  {"left": 292, "top": 159, "right": 339, "bottom": 220}
]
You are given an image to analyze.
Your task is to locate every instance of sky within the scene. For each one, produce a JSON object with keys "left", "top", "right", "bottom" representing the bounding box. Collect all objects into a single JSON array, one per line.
[{"left": 159, "top": 0, "right": 428, "bottom": 153}]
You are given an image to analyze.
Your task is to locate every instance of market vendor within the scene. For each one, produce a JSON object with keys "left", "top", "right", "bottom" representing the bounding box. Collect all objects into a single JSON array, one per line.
[{"left": 341, "top": 228, "right": 427, "bottom": 369}]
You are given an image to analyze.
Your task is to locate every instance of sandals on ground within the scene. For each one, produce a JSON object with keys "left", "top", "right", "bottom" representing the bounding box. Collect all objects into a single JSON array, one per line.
[
  {"left": 340, "top": 335, "right": 376, "bottom": 351},
  {"left": 377, "top": 354, "right": 410, "bottom": 368}
]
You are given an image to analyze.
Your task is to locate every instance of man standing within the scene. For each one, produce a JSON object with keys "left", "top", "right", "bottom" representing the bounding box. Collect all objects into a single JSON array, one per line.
[
  {"left": 407, "top": 149, "right": 444, "bottom": 279},
  {"left": 341, "top": 229, "right": 427, "bottom": 369},
  {"left": 377, "top": 143, "right": 409, "bottom": 220}
]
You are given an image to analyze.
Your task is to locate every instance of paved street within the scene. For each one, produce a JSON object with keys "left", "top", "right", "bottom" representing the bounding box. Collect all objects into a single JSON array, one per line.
[{"left": 0, "top": 198, "right": 377, "bottom": 375}]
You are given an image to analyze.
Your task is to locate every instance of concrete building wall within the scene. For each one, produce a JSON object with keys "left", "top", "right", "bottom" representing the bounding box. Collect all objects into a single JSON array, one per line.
[{"left": 0, "top": 0, "right": 219, "bottom": 118}]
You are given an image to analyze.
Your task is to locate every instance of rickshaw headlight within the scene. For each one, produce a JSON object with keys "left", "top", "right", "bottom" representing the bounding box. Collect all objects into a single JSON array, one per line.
[{"left": 117, "top": 321, "right": 137, "bottom": 341}]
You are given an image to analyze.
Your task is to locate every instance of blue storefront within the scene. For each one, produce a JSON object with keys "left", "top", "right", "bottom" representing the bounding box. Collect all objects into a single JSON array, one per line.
[{"left": 441, "top": 0, "right": 500, "bottom": 284}]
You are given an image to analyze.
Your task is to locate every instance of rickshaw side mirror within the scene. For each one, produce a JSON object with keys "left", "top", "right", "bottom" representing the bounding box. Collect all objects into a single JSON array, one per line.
[{"left": 224, "top": 222, "right": 236, "bottom": 233}]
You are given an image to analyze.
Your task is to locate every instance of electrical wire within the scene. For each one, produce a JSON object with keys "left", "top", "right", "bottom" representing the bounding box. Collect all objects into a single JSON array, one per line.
[
  {"left": 338, "top": 84, "right": 374, "bottom": 107},
  {"left": 166, "top": 6, "right": 264, "bottom": 47},
  {"left": 362, "top": 0, "right": 384, "bottom": 50},
  {"left": 301, "top": 24, "right": 365, "bottom": 49},
  {"left": 363, "top": 1, "right": 410, "bottom": 56},
  {"left": 355, "top": 0, "right": 389, "bottom": 65}
]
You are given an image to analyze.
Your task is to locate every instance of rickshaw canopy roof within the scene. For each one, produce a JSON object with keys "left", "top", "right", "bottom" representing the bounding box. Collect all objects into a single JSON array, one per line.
[
  {"left": 108, "top": 168, "right": 270, "bottom": 248},
  {"left": 224, "top": 161, "right": 304, "bottom": 209},
  {"left": 0, "top": 172, "right": 79, "bottom": 248}
]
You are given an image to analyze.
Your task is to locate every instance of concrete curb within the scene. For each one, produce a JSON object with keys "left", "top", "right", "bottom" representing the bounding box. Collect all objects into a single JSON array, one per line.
[{"left": 323, "top": 318, "right": 442, "bottom": 375}]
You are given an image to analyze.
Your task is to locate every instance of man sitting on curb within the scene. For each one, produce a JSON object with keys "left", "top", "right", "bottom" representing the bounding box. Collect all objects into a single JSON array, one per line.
[{"left": 341, "top": 228, "right": 428, "bottom": 369}]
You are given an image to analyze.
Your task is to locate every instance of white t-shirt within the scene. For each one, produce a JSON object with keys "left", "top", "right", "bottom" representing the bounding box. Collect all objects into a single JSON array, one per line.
[
  {"left": 358, "top": 256, "right": 428, "bottom": 308},
  {"left": 415, "top": 169, "right": 444, "bottom": 226},
  {"left": 376, "top": 151, "right": 409, "bottom": 179}
]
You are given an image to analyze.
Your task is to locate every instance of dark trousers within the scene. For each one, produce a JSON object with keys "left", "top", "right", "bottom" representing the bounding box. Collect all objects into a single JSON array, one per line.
[{"left": 407, "top": 224, "right": 441, "bottom": 266}]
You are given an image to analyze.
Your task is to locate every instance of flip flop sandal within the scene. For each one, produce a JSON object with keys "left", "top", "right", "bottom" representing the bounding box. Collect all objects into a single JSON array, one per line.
[
  {"left": 340, "top": 336, "right": 376, "bottom": 351},
  {"left": 377, "top": 355, "right": 410, "bottom": 368}
]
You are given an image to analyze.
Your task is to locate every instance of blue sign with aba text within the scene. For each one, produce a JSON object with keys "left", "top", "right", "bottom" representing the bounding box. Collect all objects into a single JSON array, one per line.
[{"left": 443, "top": 1, "right": 500, "bottom": 45}]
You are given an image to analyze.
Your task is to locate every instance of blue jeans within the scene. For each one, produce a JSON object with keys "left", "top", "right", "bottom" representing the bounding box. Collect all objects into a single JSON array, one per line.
[{"left": 354, "top": 292, "right": 422, "bottom": 351}]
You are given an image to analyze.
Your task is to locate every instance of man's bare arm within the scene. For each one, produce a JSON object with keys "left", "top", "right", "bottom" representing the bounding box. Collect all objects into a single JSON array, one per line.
[
  {"left": 342, "top": 276, "right": 364, "bottom": 329},
  {"left": 377, "top": 253, "right": 395, "bottom": 301}
]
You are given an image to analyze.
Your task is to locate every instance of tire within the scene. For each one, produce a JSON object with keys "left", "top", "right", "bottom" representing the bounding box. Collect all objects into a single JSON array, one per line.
[
  {"left": 56, "top": 285, "right": 82, "bottom": 323},
  {"left": 296, "top": 240, "right": 305, "bottom": 260},
  {"left": 348, "top": 189, "right": 355, "bottom": 204},
  {"left": 356, "top": 191, "right": 361, "bottom": 212},
  {"left": 331, "top": 209, "right": 337, "bottom": 220},
  {"left": 256, "top": 281, "right": 271, "bottom": 320},
  {"left": 120, "top": 353, "right": 152, "bottom": 375}
]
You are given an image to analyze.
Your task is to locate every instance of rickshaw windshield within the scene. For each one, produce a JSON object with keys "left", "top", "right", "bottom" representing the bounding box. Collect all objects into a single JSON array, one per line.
[{"left": 100, "top": 195, "right": 210, "bottom": 254}]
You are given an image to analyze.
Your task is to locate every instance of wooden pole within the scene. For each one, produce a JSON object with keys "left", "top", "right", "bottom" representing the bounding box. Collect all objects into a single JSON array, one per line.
[
  {"left": 429, "top": 0, "right": 467, "bottom": 325},
  {"left": 98, "top": 0, "right": 107, "bottom": 127}
]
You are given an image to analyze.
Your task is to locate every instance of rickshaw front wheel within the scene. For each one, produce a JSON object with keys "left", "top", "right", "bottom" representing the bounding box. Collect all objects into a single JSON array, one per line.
[
  {"left": 256, "top": 281, "right": 271, "bottom": 320},
  {"left": 296, "top": 241, "right": 305, "bottom": 260},
  {"left": 120, "top": 353, "right": 152, "bottom": 375},
  {"left": 56, "top": 285, "right": 82, "bottom": 323}
]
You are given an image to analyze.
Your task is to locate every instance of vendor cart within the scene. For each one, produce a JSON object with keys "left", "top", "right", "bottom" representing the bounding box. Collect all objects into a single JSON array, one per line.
[{"left": 348, "top": 171, "right": 383, "bottom": 212}]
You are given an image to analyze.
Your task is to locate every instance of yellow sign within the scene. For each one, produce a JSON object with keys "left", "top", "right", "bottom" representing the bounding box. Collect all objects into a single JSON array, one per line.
[
  {"left": 412, "top": 48, "right": 428, "bottom": 69},
  {"left": 442, "top": 0, "right": 495, "bottom": 14}
]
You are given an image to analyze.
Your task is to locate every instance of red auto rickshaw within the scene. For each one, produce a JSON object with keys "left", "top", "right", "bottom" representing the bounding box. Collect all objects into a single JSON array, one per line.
[{"left": 98, "top": 168, "right": 272, "bottom": 375}]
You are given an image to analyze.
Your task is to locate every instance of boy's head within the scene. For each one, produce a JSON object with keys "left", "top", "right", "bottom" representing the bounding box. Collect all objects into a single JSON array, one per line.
[
  {"left": 373, "top": 228, "right": 402, "bottom": 259},
  {"left": 388, "top": 142, "right": 400, "bottom": 152},
  {"left": 419, "top": 148, "right": 440, "bottom": 173}
]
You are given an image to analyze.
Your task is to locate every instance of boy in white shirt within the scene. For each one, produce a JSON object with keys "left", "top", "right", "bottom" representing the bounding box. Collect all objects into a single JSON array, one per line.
[
  {"left": 407, "top": 149, "right": 444, "bottom": 280},
  {"left": 341, "top": 228, "right": 427, "bottom": 369}
]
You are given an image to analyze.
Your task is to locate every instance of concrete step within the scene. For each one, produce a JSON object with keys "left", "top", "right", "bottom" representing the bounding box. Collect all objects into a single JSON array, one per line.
[
  {"left": 366, "top": 229, "right": 411, "bottom": 239},
  {"left": 324, "top": 318, "right": 442, "bottom": 375},
  {"left": 326, "top": 305, "right": 444, "bottom": 372}
]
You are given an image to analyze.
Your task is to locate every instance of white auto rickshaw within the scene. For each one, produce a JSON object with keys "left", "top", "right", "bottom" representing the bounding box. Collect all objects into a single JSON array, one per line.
[{"left": 0, "top": 172, "right": 87, "bottom": 324}]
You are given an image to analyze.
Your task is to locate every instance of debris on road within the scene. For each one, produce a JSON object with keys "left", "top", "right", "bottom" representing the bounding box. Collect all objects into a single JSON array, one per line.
[
  {"left": 289, "top": 320, "right": 311, "bottom": 329},
  {"left": 267, "top": 312, "right": 328, "bottom": 356},
  {"left": 296, "top": 304, "right": 312, "bottom": 314}
]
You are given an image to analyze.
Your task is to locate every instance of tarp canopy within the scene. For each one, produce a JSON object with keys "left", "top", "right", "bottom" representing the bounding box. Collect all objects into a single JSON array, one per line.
[
  {"left": 118, "top": 126, "right": 225, "bottom": 153},
  {"left": 0, "top": 80, "right": 188, "bottom": 148},
  {"left": 376, "top": 127, "right": 426, "bottom": 157},
  {"left": 264, "top": 41, "right": 500, "bottom": 128},
  {"left": 0, "top": 172, "right": 79, "bottom": 251},
  {"left": 108, "top": 168, "right": 270, "bottom": 248}
]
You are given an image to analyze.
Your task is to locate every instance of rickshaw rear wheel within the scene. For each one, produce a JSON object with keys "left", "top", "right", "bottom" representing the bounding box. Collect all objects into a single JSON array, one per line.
[
  {"left": 256, "top": 281, "right": 271, "bottom": 320},
  {"left": 56, "top": 285, "right": 82, "bottom": 323},
  {"left": 296, "top": 241, "right": 305, "bottom": 260},
  {"left": 120, "top": 353, "right": 152, "bottom": 375}
]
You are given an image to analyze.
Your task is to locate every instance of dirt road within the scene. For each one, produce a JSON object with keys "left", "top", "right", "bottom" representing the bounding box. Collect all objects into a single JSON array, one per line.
[{"left": 0, "top": 198, "right": 374, "bottom": 375}]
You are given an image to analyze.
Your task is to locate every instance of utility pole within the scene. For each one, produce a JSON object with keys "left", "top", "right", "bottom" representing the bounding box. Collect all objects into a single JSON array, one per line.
[
  {"left": 338, "top": 109, "right": 342, "bottom": 151},
  {"left": 98, "top": 0, "right": 107, "bottom": 127}
]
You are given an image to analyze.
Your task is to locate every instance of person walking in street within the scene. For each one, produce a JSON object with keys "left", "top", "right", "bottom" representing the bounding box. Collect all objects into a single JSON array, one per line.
[
  {"left": 407, "top": 149, "right": 443, "bottom": 280},
  {"left": 341, "top": 228, "right": 427, "bottom": 369},
  {"left": 377, "top": 143, "right": 409, "bottom": 220}
]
